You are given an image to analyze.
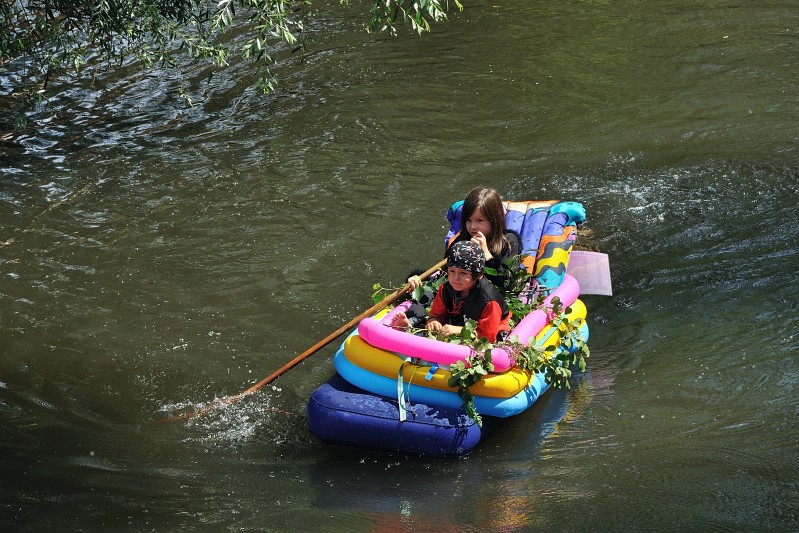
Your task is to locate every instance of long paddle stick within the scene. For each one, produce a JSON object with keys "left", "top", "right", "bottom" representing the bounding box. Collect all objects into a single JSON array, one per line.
[{"left": 161, "top": 258, "right": 447, "bottom": 422}]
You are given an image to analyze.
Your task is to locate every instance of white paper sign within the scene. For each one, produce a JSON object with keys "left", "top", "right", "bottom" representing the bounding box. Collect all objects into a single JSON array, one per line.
[{"left": 567, "top": 251, "right": 613, "bottom": 296}]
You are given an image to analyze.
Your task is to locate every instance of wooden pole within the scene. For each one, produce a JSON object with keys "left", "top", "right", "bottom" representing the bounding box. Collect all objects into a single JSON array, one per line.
[{"left": 161, "top": 258, "right": 447, "bottom": 422}]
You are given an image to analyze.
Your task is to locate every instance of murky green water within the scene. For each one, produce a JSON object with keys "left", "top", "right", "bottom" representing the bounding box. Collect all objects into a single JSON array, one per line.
[{"left": 2, "top": 0, "right": 798, "bottom": 530}]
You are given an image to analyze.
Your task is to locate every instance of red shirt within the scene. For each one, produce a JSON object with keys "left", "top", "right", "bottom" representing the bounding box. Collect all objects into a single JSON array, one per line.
[{"left": 428, "top": 279, "right": 511, "bottom": 342}]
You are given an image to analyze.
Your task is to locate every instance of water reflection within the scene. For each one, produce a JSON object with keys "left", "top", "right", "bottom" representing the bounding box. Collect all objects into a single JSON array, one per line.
[{"left": 306, "top": 365, "right": 616, "bottom": 531}]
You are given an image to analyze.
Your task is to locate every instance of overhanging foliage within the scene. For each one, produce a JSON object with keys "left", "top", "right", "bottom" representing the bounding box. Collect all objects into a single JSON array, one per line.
[{"left": 0, "top": 0, "right": 462, "bottom": 128}]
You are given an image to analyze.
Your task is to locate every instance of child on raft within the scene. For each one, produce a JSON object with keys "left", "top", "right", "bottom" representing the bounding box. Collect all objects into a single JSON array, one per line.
[
  {"left": 391, "top": 240, "right": 512, "bottom": 343},
  {"left": 407, "top": 186, "right": 521, "bottom": 291}
]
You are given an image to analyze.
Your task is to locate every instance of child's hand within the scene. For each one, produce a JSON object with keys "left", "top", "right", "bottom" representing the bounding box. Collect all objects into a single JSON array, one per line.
[
  {"left": 406, "top": 275, "right": 422, "bottom": 292},
  {"left": 440, "top": 324, "right": 462, "bottom": 336},
  {"left": 426, "top": 319, "right": 443, "bottom": 333},
  {"left": 470, "top": 231, "right": 493, "bottom": 260}
]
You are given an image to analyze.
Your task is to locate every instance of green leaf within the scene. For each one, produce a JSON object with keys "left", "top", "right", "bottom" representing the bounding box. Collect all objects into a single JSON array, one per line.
[{"left": 411, "top": 285, "right": 424, "bottom": 301}]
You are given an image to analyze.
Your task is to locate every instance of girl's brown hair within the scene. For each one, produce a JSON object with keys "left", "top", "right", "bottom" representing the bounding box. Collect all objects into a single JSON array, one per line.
[{"left": 460, "top": 187, "right": 508, "bottom": 257}]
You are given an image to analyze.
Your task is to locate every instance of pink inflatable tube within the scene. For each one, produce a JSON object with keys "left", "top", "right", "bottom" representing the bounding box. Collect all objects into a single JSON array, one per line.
[{"left": 357, "top": 274, "right": 581, "bottom": 373}]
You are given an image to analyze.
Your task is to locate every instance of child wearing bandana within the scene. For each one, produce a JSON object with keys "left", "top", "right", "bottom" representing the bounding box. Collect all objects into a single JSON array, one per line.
[{"left": 391, "top": 241, "right": 511, "bottom": 343}]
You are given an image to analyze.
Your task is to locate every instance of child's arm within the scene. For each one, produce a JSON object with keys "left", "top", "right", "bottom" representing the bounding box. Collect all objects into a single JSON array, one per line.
[
  {"left": 426, "top": 318, "right": 443, "bottom": 334},
  {"left": 425, "top": 319, "right": 462, "bottom": 336},
  {"left": 440, "top": 324, "right": 463, "bottom": 336},
  {"left": 426, "top": 285, "right": 448, "bottom": 334},
  {"left": 470, "top": 231, "right": 493, "bottom": 261},
  {"left": 475, "top": 301, "right": 505, "bottom": 343},
  {"left": 404, "top": 267, "right": 424, "bottom": 292}
]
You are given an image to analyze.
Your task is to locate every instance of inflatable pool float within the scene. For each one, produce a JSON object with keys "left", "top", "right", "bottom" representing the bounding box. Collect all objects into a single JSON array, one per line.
[
  {"left": 342, "top": 299, "right": 588, "bottom": 400},
  {"left": 307, "top": 373, "right": 505, "bottom": 457},
  {"left": 307, "top": 199, "right": 589, "bottom": 457}
]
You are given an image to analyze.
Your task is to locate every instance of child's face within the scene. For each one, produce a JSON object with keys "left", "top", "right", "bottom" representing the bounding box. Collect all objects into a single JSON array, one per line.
[
  {"left": 447, "top": 266, "right": 479, "bottom": 292},
  {"left": 465, "top": 207, "right": 492, "bottom": 238}
]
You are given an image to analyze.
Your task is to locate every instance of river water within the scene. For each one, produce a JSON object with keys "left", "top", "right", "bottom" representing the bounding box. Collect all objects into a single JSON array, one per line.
[{"left": 2, "top": 0, "right": 798, "bottom": 531}]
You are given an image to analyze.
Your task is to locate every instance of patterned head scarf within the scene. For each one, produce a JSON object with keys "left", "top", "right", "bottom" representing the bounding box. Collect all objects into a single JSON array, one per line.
[{"left": 447, "top": 241, "right": 485, "bottom": 274}]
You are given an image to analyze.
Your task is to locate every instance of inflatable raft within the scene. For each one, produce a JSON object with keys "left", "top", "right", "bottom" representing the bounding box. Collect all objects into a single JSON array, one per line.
[{"left": 307, "top": 199, "right": 589, "bottom": 457}]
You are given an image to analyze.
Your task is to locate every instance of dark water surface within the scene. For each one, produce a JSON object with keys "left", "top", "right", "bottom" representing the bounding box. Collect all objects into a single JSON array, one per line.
[{"left": 2, "top": 0, "right": 798, "bottom": 530}]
